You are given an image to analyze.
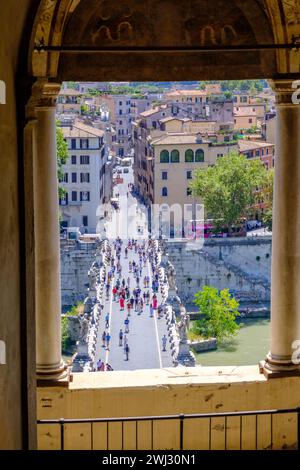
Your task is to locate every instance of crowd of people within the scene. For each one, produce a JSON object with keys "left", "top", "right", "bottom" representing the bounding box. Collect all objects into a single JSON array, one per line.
[{"left": 95, "top": 236, "right": 168, "bottom": 371}]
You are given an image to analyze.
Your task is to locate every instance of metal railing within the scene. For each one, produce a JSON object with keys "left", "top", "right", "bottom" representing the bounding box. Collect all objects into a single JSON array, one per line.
[{"left": 37, "top": 407, "right": 300, "bottom": 450}]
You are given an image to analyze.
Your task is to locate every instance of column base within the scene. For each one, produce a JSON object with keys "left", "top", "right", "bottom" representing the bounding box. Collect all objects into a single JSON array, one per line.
[
  {"left": 259, "top": 352, "right": 300, "bottom": 379},
  {"left": 36, "top": 360, "right": 68, "bottom": 381}
]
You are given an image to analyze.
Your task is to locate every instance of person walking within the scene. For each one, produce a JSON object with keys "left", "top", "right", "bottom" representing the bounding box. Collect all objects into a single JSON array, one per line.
[
  {"left": 120, "top": 296, "right": 125, "bottom": 311},
  {"left": 150, "top": 303, "right": 153, "bottom": 318},
  {"left": 105, "top": 332, "right": 111, "bottom": 351},
  {"left": 112, "top": 286, "right": 117, "bottom": 301},
  {"left": 162, "top": 334, "right": 167, "bottom": 351},
  {"left": 119, "top": 329, "right": 123, "bottom": 347},
  {"left": 102, "top": 330, "right": 106, "bottom": 348},
  {"left": 124, "top": 316, "right": 130, "bottom": 333},
  {"left": 124, "top": 343, "right": 130, "bottom": 361},
  {"left": 123, "top": 334, "right": 128, "bottom": 350},
  {"left": 127, "top": 301, "right": 131, "bottom": 316},
  {"left": 105, "top": 313, "right": 109, "bottom": 329}
]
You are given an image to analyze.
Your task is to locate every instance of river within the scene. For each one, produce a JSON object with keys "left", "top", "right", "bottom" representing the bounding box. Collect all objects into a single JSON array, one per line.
[{"left": 193, "top": 318, "right": 270, "bottom": 366}]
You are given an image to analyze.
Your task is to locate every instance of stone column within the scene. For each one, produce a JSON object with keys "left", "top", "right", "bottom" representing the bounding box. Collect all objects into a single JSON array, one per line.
[
  {"left": 30, "top": 81, "right": 66, "bottom": 380},
  {"left": 264, "top": 79, "right": 300, "bottom": 375}
]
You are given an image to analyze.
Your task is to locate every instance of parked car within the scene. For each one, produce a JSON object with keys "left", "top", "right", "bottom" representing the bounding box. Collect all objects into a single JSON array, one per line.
[
  {"left": 117, "top": 169, "right": 122, "bottom": 174},
  {"left": 123, "top": 168, "right": 129, "bottom": 173}
]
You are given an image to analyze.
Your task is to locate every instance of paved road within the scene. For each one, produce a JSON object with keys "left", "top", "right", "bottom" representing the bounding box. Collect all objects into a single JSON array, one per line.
[{"left": 94, "top": 166, "right": 173, "bottom": 371}]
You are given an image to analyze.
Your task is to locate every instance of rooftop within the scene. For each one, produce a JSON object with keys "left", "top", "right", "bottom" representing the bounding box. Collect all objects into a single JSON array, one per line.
[
  {"left": 165, "top": 89, "right": 207, "bottom": 97},
  {"left": 59, "top": 88, "right": 82, "bottom": 96},
  {"left": 238, "top": 140, "right": 274, "bottom": 151},
  {"left": 140, "top": 105, "right": 168, "bottom": 117},
  {"left": 61, "top": 121, "right": 105, "bottom": 138},
  {"left": 151, "top": 133, "right": 211, "bottom": 145}
]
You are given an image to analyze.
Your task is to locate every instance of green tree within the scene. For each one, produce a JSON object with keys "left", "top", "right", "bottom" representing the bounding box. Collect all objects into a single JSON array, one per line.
[
  {"left": 192, "top": 286, "right": 240, "bottom": 341},
  {"left": 56, "top": 124, "right": 69, "bottom": 199},
  {"left": 190, "top": 152, "right": 267, "bottom": 232}
]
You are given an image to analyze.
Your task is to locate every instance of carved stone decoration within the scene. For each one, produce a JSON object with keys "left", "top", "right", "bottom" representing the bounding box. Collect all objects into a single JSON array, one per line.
[
  {"left": 282, "top": 0, "right": 300, "bottom": 25},
  {"left": 184, "top": 1, "right": 257, "bottom": 47}
]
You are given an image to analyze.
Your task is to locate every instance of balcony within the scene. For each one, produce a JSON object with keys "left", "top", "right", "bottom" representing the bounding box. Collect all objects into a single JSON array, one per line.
[{"left": 37, "top": 366, "right": 300, "bottom": 450}]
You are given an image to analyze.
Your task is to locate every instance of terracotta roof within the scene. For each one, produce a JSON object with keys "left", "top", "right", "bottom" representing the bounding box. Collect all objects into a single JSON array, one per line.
[
  {"left": 59, "top": 88, "right": 82, "bottom": 96},
  {"left": 140, "top": 105, "right": 167, "bottom": 117},
  {"left": 165, "top": 90, "right": 206, "bottom": 97},
  {"left": 61, "top": 121, "right": 105, "bottom": 138},
  {"left": 159, "top": 117, "right": 186, "bottom": 124},
  {"left": 151, "top": 133, "right": 211, "bottom": 145},
  {"left": 238, "top": 140, "right": 274, "bottom": 152}
]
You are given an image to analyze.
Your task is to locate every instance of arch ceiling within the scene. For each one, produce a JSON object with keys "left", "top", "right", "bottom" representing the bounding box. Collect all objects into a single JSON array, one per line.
[{"left": 30, "top": 0, "right": 300, "bottom": 81}]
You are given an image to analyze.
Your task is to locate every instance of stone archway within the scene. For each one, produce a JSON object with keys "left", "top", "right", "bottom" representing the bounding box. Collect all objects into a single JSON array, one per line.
[
  {"left": 29, "top": 0, "right": 300, "bottom": 82},
  {"left": 25, "top": 0, "right": 300, "bottom": 384}
]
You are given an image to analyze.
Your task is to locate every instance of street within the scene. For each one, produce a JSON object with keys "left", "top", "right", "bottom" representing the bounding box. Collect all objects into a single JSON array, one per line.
[{"left": 93, "top": 166, "right": 173, "bottom": 371}]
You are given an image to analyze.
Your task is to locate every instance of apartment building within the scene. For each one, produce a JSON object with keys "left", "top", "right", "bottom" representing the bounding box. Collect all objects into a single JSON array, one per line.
[
  {"left": 164, "top": 89, "right": 234, "bottom": 124},
  {"left": 57, "top": 88, "right": 82, "bottom": 114},
  {"left": 94, "top": 94, "right": 133, "bottom": 157},
  {"left": 59, "top": 121, "right": 112, "bottom": 233},
  {"left": 238, "top": 140, "right": 275, "bottom": 170}
]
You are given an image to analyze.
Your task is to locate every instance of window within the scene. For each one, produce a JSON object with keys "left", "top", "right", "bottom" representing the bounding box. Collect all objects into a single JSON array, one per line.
[
  {"left": 171, "top": 149, "right": 180, "bottom": 163},
  {"left": 162, "top": 171, "right": 168, "bottom": 180},
  {"left": 249, "top": 118, "right": 253, "bottom": 124},
  {"left": 162, "top": 187, "right": 168, "bottom": 197},
  {"left": 80, "top": 139, "right": 89, "bottom": 149},
  {"left": 82, "top": 216, "right": 88, "bottom": 227},
  {"left": 160, "top": 150, "right": 170, "bottom": 163},
  {"left": 262, "top": 149, "right": 264, "bottom": 156},
  {"left": 119, "top": 101, "right": 122, "bottom": 106},
  {"left": 217, "top": 153, "right": 224, "bottom": 158},
  {"left": 266, "top": 148, "right": 269, "bottom": 154},
  {"left": 80, "top": 173, "right": 90, "bottom": 183},
  {"left": 63, "top": 173, "right": 68, "bottom": 183},
  {"left": 187, "top": 187, "right": 192, "bottom": 196},
  {"left": 80, "top": 155, "right": 90, "bottom": 164},
  {"left": 119, "top": 120, "right": 122, "bottom": 125},
  {"left": 186, "top": 170, "right": 192, "bottom": 179},
  {"left": 71, "top": 155, "right": 76, "bottom": 164},
  {"left": 72, "top": 172, "right": 77, "bottom": 183},
  {"left": 185, "top": 149, "right": 194, "bottom": 163},
  {"left": 256, "top": 150, "right": 260, "bottom": 157},
  {"left": 72, "top": 191, "right": 77, "bottom": 201},
  {"left": 119, "top": 109, "right": 123, "bottom": 115},
  {"left": 71, "top": 139, "right": 76, "bottom": 149},
  {"left": 195, "top": 149, "right": 204, "bottom": 162},
  {"left": 80, "top": 191, "right": 90, "bottom": 202}
]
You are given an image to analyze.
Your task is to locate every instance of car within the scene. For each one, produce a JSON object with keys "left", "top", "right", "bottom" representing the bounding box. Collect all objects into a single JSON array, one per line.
[
  {"left": 123, "top": 168, "right": 129, "bottom": 173},
  {"left": 117, "top": 169, "right": 122, "bottom": 174}
]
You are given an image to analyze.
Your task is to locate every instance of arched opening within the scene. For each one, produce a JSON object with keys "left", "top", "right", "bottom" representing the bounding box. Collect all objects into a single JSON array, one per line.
[
  {"left": 160, "top": 150, "right": 170, "bottom": 163},
  {"left": 7, "top": 0, "right": 299, "bottom": 451},
  {"left": 170, "top": 149, "right": 180, "bottom": 163},
  {"left": 185, "top": 149, "right": 194, "bottom": 162}
]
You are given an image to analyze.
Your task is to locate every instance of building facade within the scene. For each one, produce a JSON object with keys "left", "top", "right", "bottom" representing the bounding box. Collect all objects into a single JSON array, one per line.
[{"left": 59, "top": 121, "right": 111, "bottom": 233}]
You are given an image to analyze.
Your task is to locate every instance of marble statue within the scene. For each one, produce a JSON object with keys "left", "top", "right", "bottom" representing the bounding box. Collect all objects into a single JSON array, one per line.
[{"left": 78, "top": 314, "right": 89, "bottom": 343}]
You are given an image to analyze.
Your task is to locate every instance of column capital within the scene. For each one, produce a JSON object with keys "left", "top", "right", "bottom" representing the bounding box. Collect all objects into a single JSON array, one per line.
[
  {"left": 26, "top": 79, "right": 61, "bottom": 119},
  {"left": 269, "top": 78, "right": 300, "bottom": 106}
]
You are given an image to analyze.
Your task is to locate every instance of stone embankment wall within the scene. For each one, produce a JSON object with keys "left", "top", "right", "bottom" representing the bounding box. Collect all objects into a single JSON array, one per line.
[
  {"left": 60, "top": 243, "right": 96, "bottom": 307},
  {"left": 167, "top": 237, "right": 271, "bottom": 303}
]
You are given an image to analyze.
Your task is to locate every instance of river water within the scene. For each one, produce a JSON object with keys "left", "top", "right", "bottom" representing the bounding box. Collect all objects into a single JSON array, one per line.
[{"left": 193, "top": 318, "right": 270, "bottom": 366}]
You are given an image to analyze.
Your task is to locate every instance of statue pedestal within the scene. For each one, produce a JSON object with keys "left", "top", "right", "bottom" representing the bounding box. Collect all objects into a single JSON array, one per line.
[
  {"left": 72, "top": 341, "right": 92, "bottom": 373},
  {"left": 77, "top": 341, "right": 89, "bottom": 357},
  {"left": 177, "top": 341, "right": 196, "bottom": 367}
]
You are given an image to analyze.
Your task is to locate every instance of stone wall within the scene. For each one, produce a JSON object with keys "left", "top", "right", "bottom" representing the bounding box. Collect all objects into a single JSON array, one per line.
[
  {"left": 60, "top": 244, "right": 96, "bottom": 308},
  {"left": 167, "top": 237, "right": 271, "bottom": 303}
]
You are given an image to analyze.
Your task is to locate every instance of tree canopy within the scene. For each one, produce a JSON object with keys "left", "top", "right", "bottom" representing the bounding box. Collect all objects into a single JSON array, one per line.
[
  {"left": 56, "top": 124, "right": 69, "bottom": 199},
  {"left": 192, "top": 286, "right": 240, "bottom": 341},
  {"left": 190, "top": 152, "right": 268, "bottom": 230},
  {"left": 197, "top": 80, "right": 267, "bottom": 94}
]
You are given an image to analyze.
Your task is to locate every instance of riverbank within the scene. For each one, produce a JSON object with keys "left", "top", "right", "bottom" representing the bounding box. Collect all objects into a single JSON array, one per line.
[{"left": 192, "top": 318, "right": 270, "bottom": 366}]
